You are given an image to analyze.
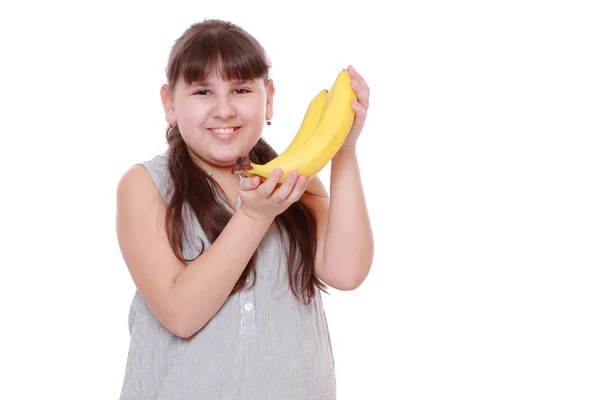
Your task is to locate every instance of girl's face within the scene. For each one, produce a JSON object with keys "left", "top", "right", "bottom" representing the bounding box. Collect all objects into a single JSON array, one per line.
[{"left": 161, "top": 71, "right": 274, "bottom": 171}]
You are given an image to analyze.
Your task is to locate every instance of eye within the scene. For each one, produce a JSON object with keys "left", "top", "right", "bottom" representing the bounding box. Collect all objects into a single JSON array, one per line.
[
  {"left": 193, "top": 89, "right": 210, "bottom": 96},
  {"left": 233, "top": 88, "right": 250, "bottom": 94}
]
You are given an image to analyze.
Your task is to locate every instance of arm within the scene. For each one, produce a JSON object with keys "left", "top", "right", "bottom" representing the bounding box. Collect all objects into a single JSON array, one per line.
[
  {"left": 302, "top": 146, "right": 374, "bottom": 290},
  {"left": 116, "top": 166, "right": 273, "bottom": 338}
]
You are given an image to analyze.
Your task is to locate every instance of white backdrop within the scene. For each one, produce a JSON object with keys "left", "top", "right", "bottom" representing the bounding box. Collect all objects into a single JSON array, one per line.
[{"left": 1, "top": 0, "right": 599, "bottom": 399}]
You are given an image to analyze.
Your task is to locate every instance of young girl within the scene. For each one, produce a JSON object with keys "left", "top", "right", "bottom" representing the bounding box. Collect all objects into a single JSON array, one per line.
[{"left": 116, "top": 18, "right": 373, "bottom": 400}]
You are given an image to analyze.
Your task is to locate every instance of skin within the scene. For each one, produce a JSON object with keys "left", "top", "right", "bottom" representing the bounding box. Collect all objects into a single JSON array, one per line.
[
  {"left": 159, "top": 72, "right": 287, "bottom": 207},
  {"left": 116, "top": 64, "right": 373, "bottom": 338},
  {"left": 296, "top": 65, "right": 374, "bottom": 290}
]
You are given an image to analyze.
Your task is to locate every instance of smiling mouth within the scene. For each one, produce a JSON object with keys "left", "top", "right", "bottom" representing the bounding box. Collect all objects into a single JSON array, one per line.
[{"left": 209, "top": 127, "right": 240, "bottom": 134}]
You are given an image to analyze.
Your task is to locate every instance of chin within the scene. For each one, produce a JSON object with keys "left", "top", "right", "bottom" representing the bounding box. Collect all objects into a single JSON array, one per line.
[
  {"left": 210, "top": 151, "right": 244, "bottom": 167},
  {"left": 214, "top": 144, "right": 254, "bottom": 162}
]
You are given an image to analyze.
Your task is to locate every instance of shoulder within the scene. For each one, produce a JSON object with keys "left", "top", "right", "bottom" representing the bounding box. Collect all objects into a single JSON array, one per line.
[
  {"left": 116, "top": 154, "right": 167, "bottom": 205},
  {"left": 136, "top": 153, "right": 169, "bottom": 173},
  {"left": 116, "top": 160, "right": 170, "bottom": 249},
  {"left": 118, "top": 153, "right": 173, "bottom": 203},
  {"left": 302, "top": 175, "right": 329, "bottom": 207},
  {"left": 116, "top": 165, "right": 161, "bottom": 211},
  {"left": 304, "top": 175, "right": 329, "bottom": 199},
  {"left": 117, "top": 164, "right": 152, "bottom": 190},
  {"left": 135, "top": 154, "right": 170, "bottom": 185}
]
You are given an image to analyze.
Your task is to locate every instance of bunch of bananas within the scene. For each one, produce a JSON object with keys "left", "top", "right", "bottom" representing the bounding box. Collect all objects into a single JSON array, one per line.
[{"left": 232, "top": 69, "right": 357, "bottom": 183}]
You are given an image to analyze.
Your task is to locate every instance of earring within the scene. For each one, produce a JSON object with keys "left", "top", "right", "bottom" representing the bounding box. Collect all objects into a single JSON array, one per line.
[
  {"left": 169, "top": 123, "right": 174, "bottom": 129},
  {"left": 266, "top": 120, "right": 271, "bottom": 126}
]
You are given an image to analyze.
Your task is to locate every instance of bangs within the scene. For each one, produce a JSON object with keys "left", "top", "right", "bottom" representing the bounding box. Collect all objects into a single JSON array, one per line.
[{"left": 172, "top": 29, "right": 270, "bottom": 86}]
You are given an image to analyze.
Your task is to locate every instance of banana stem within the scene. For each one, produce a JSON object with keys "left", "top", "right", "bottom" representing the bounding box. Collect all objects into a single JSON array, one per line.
[{"left": 231, "top": 157, "right": 253, "bottom": 177}]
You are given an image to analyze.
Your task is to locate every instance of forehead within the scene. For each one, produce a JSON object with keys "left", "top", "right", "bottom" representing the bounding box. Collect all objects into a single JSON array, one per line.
[{"left": 179, "top": 72, "right": 260, "bottom": 88}]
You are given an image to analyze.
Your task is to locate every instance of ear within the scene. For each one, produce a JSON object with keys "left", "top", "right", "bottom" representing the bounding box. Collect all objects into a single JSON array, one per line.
[
  {"left": 160, "top": 84, "right": 176, "bottom": 125},
  {"left": 265, "top": 79, "right": 275, "bottom": 121}
]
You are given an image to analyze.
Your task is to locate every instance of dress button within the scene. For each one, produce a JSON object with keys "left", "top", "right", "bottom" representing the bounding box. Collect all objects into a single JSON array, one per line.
[{"left": 244, "top": 302, "right": 253, "bottom": 311}]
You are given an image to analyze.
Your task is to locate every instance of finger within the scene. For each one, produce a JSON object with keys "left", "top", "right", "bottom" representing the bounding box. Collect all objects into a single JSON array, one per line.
[
  {"left": 269, "top": 170, "right": 299, "bottom": 203},
  {"left": 351, "top": 79, "right": 370, "bottom": 111},
  {"left": 348, "top": 65, "right": 370, "bottom": 95},
  {"left": 239, "top": 176, "right": 261, "bottom": 191},
  {"left": 285, "top": 175, "right": 309, "bottom": 203},
  {"left": 351, "top": 100, "right": 367, "bottom": 125},
  {"left": 258, "top": 168, "right": 283, "bottom": 197}
]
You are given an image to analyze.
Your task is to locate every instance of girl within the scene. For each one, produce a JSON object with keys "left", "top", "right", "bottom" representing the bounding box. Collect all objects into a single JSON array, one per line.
[{"left": 116, "top": 18, "right": 373, "bottom": 400}]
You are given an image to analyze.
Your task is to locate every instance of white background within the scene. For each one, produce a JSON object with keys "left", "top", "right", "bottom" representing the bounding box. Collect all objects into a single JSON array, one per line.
[{"left": 1, "top": 0, "right": 599, "bottom": 399}]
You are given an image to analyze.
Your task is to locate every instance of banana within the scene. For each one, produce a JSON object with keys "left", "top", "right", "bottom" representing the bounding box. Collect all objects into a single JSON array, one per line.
[
  {"left": 229, "top": 88, "right": 328, "bottom": 183},
  {"left": 232, "top": 69, "right": 356, "bottom": 183},
  {"left": 278, "top": 88, "right": 328, "bottom": 155}
]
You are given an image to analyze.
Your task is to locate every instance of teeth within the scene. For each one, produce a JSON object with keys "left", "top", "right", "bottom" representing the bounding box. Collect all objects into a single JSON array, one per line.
[{"left": 212, "top": 127, "right": 236, "bottom": 134}]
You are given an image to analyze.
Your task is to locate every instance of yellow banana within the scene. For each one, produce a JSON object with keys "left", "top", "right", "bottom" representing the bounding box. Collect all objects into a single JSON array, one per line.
[
  {"left": 231, "top": 88, "right": 327, "bottom": 183},
  {"left": 232, "top": 69, "right": 356, "bottom": 183},
  {"left": 278, "top": 88, "right": 328, "bottom": 155}
]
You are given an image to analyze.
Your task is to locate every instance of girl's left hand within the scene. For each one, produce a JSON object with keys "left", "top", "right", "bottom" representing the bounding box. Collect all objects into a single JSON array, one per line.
[{"left": 343, "top": 65, "right": 370, "bottom": 147}]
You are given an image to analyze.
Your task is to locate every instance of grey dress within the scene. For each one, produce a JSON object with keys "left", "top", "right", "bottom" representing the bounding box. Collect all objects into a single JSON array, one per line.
[{"left": 119, "top": 154, "right": 336, "bottom": 400}]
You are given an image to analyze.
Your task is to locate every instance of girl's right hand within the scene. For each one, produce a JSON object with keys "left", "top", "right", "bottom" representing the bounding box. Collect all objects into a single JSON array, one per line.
[{"left": 239, "top": 169, "right": 308, "bottom": 222}]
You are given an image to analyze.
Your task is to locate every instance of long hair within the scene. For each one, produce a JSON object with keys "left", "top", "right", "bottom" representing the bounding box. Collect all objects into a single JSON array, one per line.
[{"left": 163, "top": 19, "right": 327, "bottom": 304}]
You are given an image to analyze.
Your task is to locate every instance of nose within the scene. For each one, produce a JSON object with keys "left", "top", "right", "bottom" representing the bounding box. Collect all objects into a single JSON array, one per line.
[{"left": 212, "top": 93, "right": 236, "bottom": 119}]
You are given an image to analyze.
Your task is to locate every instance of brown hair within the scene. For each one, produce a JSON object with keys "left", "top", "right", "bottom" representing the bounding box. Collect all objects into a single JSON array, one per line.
[{"left": 163, "top": 19, "right": 327, "bottom": 304}]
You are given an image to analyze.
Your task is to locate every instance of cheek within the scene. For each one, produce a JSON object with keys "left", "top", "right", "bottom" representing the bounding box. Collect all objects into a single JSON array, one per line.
[
  {"left": 177, "top": 100, "right": 207, "bottom": 123},
  {"left": 241, "top": 102, "right": 265, "bottom": 123}
]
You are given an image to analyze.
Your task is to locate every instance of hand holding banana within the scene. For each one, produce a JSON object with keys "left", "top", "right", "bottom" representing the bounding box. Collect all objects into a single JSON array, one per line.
[
  {"left": 238, "top": 167, "right": 309, "bottom": 222},
  {"left": 343, "top": 65, "right": 370, "bottom": 148},
  {"left": 232, "top": 66, "right": 370, "bottom": 183}
]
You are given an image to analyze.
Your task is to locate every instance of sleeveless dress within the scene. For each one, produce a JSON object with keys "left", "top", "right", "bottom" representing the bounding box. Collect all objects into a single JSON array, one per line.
[{"left": 118, "top": 153, "right": 337, "bottom": 400}]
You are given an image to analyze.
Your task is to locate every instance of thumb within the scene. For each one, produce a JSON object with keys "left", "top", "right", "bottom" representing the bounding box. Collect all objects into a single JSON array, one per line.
[{"left": 240, "top": 176, "right": 261, "bottom": 191}]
